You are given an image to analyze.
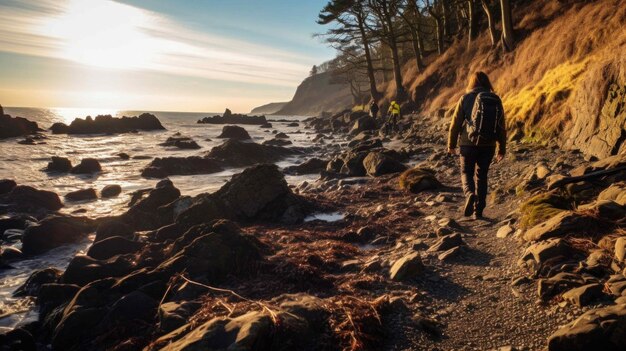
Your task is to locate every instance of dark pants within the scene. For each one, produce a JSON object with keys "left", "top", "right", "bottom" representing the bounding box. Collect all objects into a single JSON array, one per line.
[
  {"left": 459, "top": 145, "right": 495, "bottom": 214},
  {"left": 385, "top": 113, "right": 398, "bottom": 134}
]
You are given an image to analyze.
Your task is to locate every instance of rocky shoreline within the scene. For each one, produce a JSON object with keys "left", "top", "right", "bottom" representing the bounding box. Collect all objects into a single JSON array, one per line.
[{"left": 1, "top": 109, "right": 625, "bottom": 350}]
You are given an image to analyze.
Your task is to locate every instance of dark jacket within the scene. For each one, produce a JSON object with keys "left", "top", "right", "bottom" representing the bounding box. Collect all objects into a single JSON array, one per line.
[
  {"left": 370, "top": 102, "right": 379, "bottom": 114},
  {"left": 447, "top": 88, "right": 507, "bottom": 155}
]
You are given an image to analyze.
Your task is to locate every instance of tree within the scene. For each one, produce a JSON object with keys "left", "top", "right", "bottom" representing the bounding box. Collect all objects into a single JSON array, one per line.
[
  {"left": 310, "top": 65, "right": 319, "bottom": 76},
  {"left": 500, "top": 0, "right": 514, "bottom": 51},
  {"left": 318, "top": 0, "right": 382, "bottom": 100},
  {"left": 425, "top": 0, "right": 445, "bottom": 55},
  {"left": 481, "top": 0, "right": 498, "bottom": 47},
  {"left": 368, "top": 0, "right": 407, "bottom": 102},
  {"left": 467, "top": 0, "right": 479, "bottom": 47},
  {"left": 399, "top": 0, "right": 426, "bottom": 71},
  {"left": 328, "top": 46, "right": 371, "bottom": 104}
]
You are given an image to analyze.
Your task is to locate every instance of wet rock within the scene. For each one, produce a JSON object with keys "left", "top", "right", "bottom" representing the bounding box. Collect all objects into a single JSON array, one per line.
[
  {"left": 0, "top": 179, "right": 17, "bottom": 194},
  {"left": 427, "top": 234, "right": 464, "bottom": 252},
  {"left": 5, "top": 185, "right": 63, "bottom": 211},
  {"left": 206, "top": 139, "right": 296, "bottom": 167},
  {"left": 562, "top": 283, "right": 604, "bottom": 307},
  {"left": 523, "top": 211, "right": 596, "bottom": 242},
  {"left": 95, "top": 219, "right": 134, "bottom": 242},
  {"left": 160, "top": 135, "right": 201, "bottom": 149},
  {"left": 100, "top": 184, "right": 122, "bottom": 198},
  {"left": 390, "top": 252, "right": 424, "bottom": 281},
  {"left": 275, "top": 132, "right": 289, "bottom": 139},
  {"left": 283, "top": 158, "right": 328, "bottom": 175},
  {"left": 262, "top": 138, "right": 292, "bottom": 147},
  {"left": 177, "top": 164, "right": 310, "bottom": 227},
  {"left": 217, "top": 125, "right": 251, "bottom": 140},
  {"left": 46, "top": 157, "right": 72, "bottom": 173},
  {"left": 50, "top": 113, "right": 165, "bottom": 134},
  {"left": 14, "top": 268, "right": 62, "bottom": 296},
  {"left": 197, "top": 111, "right": 267, "bottom": 125},
  {"left": 399, "top": 168, "right": 441, "bottom": 193},
  {"left": 142, "top": 156, "right": 223, "bottom": 178},
  {"left": 0, "top": 327, "right": 36, "bottom": 350},
  {"left": 70, "top": 158, "right": 102, "bottom": 174},
  {"left": 0, "top": 114, "right": 41, "bottom": 139},
  {"left": 87, "top": 236, "right": 144, "bottom": 260},
  {"left": 350, "top": 116, "right": 377, "bottom": 135},
  {"left": 37, "top": 283, "right": 80, "bottom": 316},
  {"left": 1, "top": 245, "right": 23, "bottom": 260},
  {"left": 339, "top": 151, "right": 368, "bottom": 176},
  {"left": 547, "top": 303, "right": 626, "bottom": 351},
  {"left": 363, "top": 152, "right": 407, "bottom": 177},
  {"left": 259, "top": 122, "right": 272, "bottom": 128},
  {"left": 65, "top": 188, "right": 97, "bottom": 202},
  {"left": 158, "top": 300, "right": 203, "bottom": 333},
  {"left": 123, "top": 179, "right": 181, "bottom": 230},
  {"left": 22, "top": 215, "right": 94, "bottom": 255},
  {"left": 117, "top": 152, "right": 130, "bottom": 160},
  {"left": 61, "top": 255, "right": 133, "bottom": 286}
]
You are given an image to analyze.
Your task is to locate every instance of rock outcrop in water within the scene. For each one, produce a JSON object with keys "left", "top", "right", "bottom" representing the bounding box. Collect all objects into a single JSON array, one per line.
[
  {"left": 159, "top": 134, "right": 201, "bottom": 149},
  {"left": 217, "top": 125, "right": 251, "bottom": 140},
  {"left": 141, "top": 156, "right": 223, "bottom": 178},
  {"left": 197, "top": 109, "right": 267, "bottom": 125},
  {"left": 0, "top": 114, "right": 42, "bottom": 139},
  {"left": 206, "top": 139, "right": 297, "bottom": 167},
  {"left": 50, "top": 113, "right": 165, "bottom": 135}
]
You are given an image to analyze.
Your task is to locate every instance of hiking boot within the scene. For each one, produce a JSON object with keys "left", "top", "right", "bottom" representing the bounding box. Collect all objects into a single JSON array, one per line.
[
  {"left": 473, "top": 210, "right": 484, "bottom": 220},
  {"left": 463, "top": 194, "right": 476, "bottom": 217}
]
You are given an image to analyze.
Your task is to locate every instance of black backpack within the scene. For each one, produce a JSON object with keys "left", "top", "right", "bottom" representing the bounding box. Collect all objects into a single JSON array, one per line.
[{"left": 465, "top": 91, "right": 503, "bottom": 144}]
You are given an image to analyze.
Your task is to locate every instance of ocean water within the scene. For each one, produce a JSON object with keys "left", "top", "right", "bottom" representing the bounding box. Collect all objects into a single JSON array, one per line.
[{"left": 0, "top": 106, "right": 337, "bottom": 330}]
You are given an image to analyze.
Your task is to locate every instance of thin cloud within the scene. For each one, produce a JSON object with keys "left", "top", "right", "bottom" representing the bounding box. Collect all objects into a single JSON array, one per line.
[{"left": 0, "top": 0, "right": 312, "bottom": 87}]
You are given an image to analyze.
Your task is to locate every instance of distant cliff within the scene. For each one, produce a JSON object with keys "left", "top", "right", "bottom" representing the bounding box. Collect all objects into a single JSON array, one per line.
[
  {"left": 250, "top": 102, "right": 288, "bottom": 115},
  {"left": 275, "top": 71, "right": 353, "bottom": 116}
]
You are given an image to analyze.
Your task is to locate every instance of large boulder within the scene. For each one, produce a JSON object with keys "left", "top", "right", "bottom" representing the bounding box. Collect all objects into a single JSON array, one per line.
[
  {"left": 70, "top": 158, "right": 102, "bottom": 174},
  {"left": 22, "top": 215, "right": 94, "bottom": 254},
  {"left": 523, "top": 211, "right": 597, "bottom": 242},
  {"left": 65, "top": 188, "right": 97, "bottom": 202},
  {"left": 197, "top": 111, "right": 267, "bottom": 125},
  {"left": 0, "top": 114, "right": 41, "bottom": 139},
  {"left": 159, "top": 136, "right": 201, "bottom": 149},
  {"left": 176, "top": 164, "right": 310, "bottom": 228},
  {"left": 86, "top": 236, "right": 144, "bottom": 260},
  {"left": 50, "top": 113, "right": 165, "bottom": 134},
  {"left": 520, "top": 238, "right": 575, "bottom": 267},
  {"left": 390, "top": 252, "right": 424, "bottom": 281},
  {"left": 0, "top": 179, "right": 17, "bottom": 195},
  {"left": 122, "top": 179, "right": 181, "bottom": 230},
  {"left": 349, "top": 116, "right": 377, "bottom": 135},
  {"left": 46, "top": 157, "right": 72, "bottom": 173},
  {"left": 100, "top": 184, "right": 122, "bottom": 198},
  {"left": 5, "top": 185, "right": 63, "bottom": 211},
  {"left": 548, "top": 303, "right": 626, "bottom": 351},
  {"left": 217, "top": 125, "right": 252, "bottom": 140},
  {"left": 206, "top": 139, "right": 296, "bottom": 168},
  {"left": 283, "top": 158, "right": 328, "bottom": 175},
  {"left": 363, "top": 152, "right": 407, "bottom": 177},
  {"left": 399, "top": 168, "right": 441, "bottom": 193},
  {"left": 141, "top": 156, "right": 223, "bottom": 178}
]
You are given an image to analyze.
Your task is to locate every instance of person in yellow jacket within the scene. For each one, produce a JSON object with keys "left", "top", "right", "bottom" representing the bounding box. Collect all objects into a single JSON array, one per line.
[{"left": 386, "top": 100, "right": 400, "bottom": 134}]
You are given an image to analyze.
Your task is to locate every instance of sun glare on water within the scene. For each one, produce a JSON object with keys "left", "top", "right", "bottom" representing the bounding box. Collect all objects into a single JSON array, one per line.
[
  {"left": 38, "top": 0, "right": 161, "bottom": 70},
  {"left": 52, "top": 107, "right": 119, "bottom": 124}
]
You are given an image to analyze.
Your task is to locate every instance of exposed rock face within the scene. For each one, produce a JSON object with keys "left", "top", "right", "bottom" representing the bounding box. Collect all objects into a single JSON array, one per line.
[
  {"left": 22, "top": 215, "right": 94, "bottom": 254},
  {"left": 177, "top": 164, "right": 311, "bottom": 228},
  {"left": 0, "top": 114, "right": 41, "bottom": 139},
  {"left": 50, "top": 113, "right": 165, "bottom": 134},
  {"left": 141, "top": 157, "right": 223, "bottom": 178},
  {"left": 4, "top": 185, "right": 63, "bottom": 211},
  {"left": 70, "top": 158, "right": 102, "bottom": 174},
  {"left": 363, "top": 152, "right": 407, "bottom": 177},
  {"left": 46, "top": 157, "right": 72, "bottom": 173},
  {"left": 284, "top": 158, "right": 328, "bottom": 175},
  {"left": 217, "top": 125, "right": 251, "bottom": 140},
  {"left": 160, "top": 136, "right": 201, "bottom": 149},
  {"left": 522, "top": 211, "right": 597, "bottom": 242},
  {"left": 206, "top": 139, "right": 297, "bottom": 167}
]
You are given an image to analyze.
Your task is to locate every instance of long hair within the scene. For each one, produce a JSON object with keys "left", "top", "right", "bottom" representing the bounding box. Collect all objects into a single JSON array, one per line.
[{"left": 466, "top": 71, "right": 494, "bottom": 92}]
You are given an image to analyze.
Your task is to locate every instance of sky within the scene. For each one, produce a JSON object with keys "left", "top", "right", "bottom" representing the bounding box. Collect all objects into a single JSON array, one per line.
[{"left": 0, "top": 0, "right": 335, "bottom": 112}]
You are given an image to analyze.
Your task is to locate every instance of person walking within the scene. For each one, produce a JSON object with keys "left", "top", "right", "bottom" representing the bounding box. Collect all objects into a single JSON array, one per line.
[
  {"left": 387, "top": 100, "right": 400, "bottom": 134},
  {"left": 447, "top": 71, "right": 506, "bottom": 219},
  {"left": 369, "top": 100, "right": 379, "bottom": 120}
]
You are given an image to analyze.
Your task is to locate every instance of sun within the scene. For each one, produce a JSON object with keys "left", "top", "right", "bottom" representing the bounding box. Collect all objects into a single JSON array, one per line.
[{"left": 38, "top": 0, "right": 160, "bottom": 70}]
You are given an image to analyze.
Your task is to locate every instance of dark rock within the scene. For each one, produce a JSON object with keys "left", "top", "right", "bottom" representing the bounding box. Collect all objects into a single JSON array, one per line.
[
  {"left": 262, "top": 138, "right": 292, "bottom": 147},
  {"left": 95, "top": 219, "right": 134, "bottom": 242},
  {"left": 217, "top": 125, "right": 252, "bottom": 140},
  {"left": 562, "top": 283, "right": 604, "bottom": 307},
  {"left": 177, "top": 164, "right": 310, "bottom": 228},
  {"left": 206, "top": 139, "right": 296, "bottom": 168},
  {"left": 142, "top": 156, "right": 222, "bottom": 178},
  {"left": 284, "top": 158, "right": 328, "bottom": 175},
  {"left": 61, "top": 255, "right": 133, "bottom": 286},
  {"left": 103, "top": 291, "right": 158, "bottom": 324},
  {"left": 399, "top": 168, "right": 441, "bottom": 193},
  {"left": 38, "top": 283, "right": 80, "bottom": 316},
  {"left": 340, "top": 151, "right": 368, "bottom": 176},
  {"left": 14, "top": 268, "right": 62, "bottom": 296},
  {"left": 1, "top": 245, "right": 23, "bottom": 260},
  {"left": 100, "top": 184, "right": 122, "bottom": 198},
  {"left": 428, "top": 234, "right": 465, "bottom": 252},
  {"left": 50, "top": 113, "right": 165, "bottom": 134},
  {"left": 70, "top": 158, "right": 102, "bottom": 174},
  {"left": 6, "top": 185, "right": 63, "bottom": 211},
  {"left": 0, "top": 179, "right": 17, "bottom": 194},
  {"left": 0, "top": 327, "right": 36, "bottom": 351},
  {"left": 158, "top": 301, "right": 202, "bottom": 333},
  {"left": 538, "top": 272, "right": 585, "bottom": 301},
  {"left": 18, "top": 137, "right": 36, "bottom": 145},
  {"left": 46, "top": 157, "right": 72, "bottom": 173},
  {"left": 275, "top": 132, "right": 289, "bottom": 139},
  {"left": 0, "top": 114, "right": 41, "bottom": 139},
  {"left": 197, "top": 112, "right": 267, "bottom": 125},
  {"left": 259, "top": 122, "right": 272, "bottom": 128},
  {"left": 117, "top": 152, "right": 130, "bottom": 160},
  {"left": 520, "top": 238, "right": 575, "bottom": 267},
  {"left": 122, "top": 179, "right": 181, "bottom": 230},
  {"left": 363, "top": 152, "right": 407, "bottom": 177},
  {"left": 548, "top": 303, "right": 626, "bottom": 351},
  {"left": 65, "top": 188, "right": 97, "bottom": 202},
  {"left": 390, "top": 252, "right": 424, "bottom": 281},
  {"left": 350, "top": 138, "right": 383, "bottom": 153},
  {"left": 160, "top": 136, "right": 201, "bottom": 149},
  {"left": 22, "top": 215, "right": 94, "bottom": 254},
  {"left": 87, "top": 236, "right": 144, "bottom": 260},
  {"left": 350, "top": 116, "right": 377, "bottom": 135}
]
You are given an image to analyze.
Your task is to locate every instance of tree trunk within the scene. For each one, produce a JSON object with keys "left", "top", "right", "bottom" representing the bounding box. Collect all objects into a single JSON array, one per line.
[
  {"left": 388, "top": 41, "right": 406, "bottom": 101},
  {"left": 500, "top": 0, "right": 515, "bottom": 51},
  {"left": 481, "top": 0, "right": 497, "bottom": 47},
  {"left": 435, "top": 16, "right": 444, "bottom": 55},
  {"left": 467, "top": 0, "right": 478, "bottom": 47},
  {"left": 442, "top": 0, "right": 450, "bottom": 37},
  {"left": 409, "top": 27, "right": 424, "bottom": 72},
  {"left": 358, "top": 20, "right": 381, "bottom": 100}
]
